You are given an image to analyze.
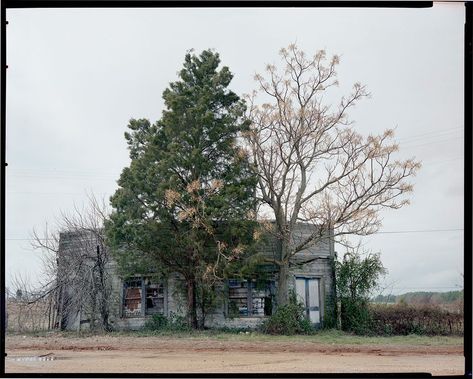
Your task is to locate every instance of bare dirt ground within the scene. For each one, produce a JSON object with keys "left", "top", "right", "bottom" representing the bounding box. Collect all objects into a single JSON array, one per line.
[{"left": 5, "top": 334, "right": 464, "bottom": 375}]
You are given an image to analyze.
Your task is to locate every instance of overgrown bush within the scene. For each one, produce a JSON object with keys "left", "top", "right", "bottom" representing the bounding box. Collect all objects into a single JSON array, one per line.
[
  {"left": 335, "top": 249, "right": 386, "bottom": 334},
  {"left": 340, "top": 298, "right": 373, "bottom": 335},
  {"left": 144, "top": 312, "right": 191, "bottom": 332},
  {"left": 321, "top": 295, "right": 338, "bottom": 330},
  {"left": 260, "top": 292, "right": 313, "bottom": 335},
  {"left": 369, "top": 303, "right": 463, "bottom": 336}
]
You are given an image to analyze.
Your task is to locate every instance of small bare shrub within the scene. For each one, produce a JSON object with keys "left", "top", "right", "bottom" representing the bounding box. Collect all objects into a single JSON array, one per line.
[{"left": 369, "top": 303, "right": 463, "bottom": 336}]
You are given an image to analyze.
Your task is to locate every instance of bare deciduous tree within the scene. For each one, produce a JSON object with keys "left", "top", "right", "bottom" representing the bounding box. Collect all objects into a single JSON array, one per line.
[
  {"left": 244, "top": 44, "right": 421, "bottom": 306},
  {"left": 30, "top": 194, "right": 113, "bottom": 331}
]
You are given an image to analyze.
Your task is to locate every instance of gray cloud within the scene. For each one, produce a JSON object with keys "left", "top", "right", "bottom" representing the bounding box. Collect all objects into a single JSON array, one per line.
[{"left": 5, "top": 5, "right": 465, "bottom": 295}]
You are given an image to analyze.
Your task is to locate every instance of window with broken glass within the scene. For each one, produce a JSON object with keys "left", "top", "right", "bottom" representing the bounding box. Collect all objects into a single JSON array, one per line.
[
  {"left": 122, "top": 277, "right": 165, "bottom": 318},
  {"left": 227, "top": 279, "right": 274, "bottom": 317}
]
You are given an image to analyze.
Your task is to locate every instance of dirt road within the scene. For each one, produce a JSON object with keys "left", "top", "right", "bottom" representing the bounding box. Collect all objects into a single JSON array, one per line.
[{"left": 5, "top": 334, "right": 464, "bottom": 375}]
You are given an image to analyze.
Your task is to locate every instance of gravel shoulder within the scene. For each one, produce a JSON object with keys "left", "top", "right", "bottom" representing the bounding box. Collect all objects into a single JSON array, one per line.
[{"left": 5, "top": 334, "right": 465, "bottom": 375}]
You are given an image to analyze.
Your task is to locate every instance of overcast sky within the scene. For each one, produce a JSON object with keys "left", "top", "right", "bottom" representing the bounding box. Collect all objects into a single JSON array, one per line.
[{"left": 5, "top": 4, "right": 465, "bottom": 295}]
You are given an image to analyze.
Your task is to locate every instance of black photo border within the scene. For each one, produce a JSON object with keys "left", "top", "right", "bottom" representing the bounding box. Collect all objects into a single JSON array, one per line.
[{"left": 1, "top": 1, "right": 470, "bottom": 378}]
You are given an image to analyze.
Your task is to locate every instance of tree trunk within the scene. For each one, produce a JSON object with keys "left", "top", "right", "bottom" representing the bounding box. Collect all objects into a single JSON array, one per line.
[
  {"left": 199, "top": 285, "right": 206, "bottom": 330},
  {"left": 89, "top": 288, "right": 97, "bottom": 331},
  {"left": 331, "top": 256, "right": 340, "bottom": 329},
  {"left": 47, "top": 297, "right": 52, "bottom": 330},
  {"left": 97, "top": 271, "right": 111, "bottom": 329},
  {"left": 277, "top": 263, "right": 290, "bottom": 307},
  {"left": 58, "top": 285, "right": 66, "bottom": 330},
  {"left": 276, "top": 236, "right": 290, "bottom": 307},
  {"left": 96, "top": 244, "right": 111, "bottom": 331},
  {"left": 99, "top": 293, "right": 111, "bottom": 331},
  {"left": 186, "top": 278, "right": 198, "bottom": 329}
]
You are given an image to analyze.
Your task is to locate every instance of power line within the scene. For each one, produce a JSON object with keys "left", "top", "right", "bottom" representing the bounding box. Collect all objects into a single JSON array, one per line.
[
  {"left": 396, "top": 126, "right": 462, "bottom": 143},
  {"left": 7, "top": 167, "right": 122, "bottom": 176},
  {"left": 8, "top": 240, "right": 47, "bottom": 242},
  {"left": 382, "top": 287, "right": 462, "bottom": 290},
  {"left": 424, "top": 156, "right": 464, "bottom": 166},
  {"left": 375, "top": 228, "right": 463, "bottom": 235},
  {"left": 5, "top": 127, "right": 465, "bottom": 180},
  {"left": 7, "top": 174, "right": 118, "bottom": 181},
  {"left": 401, "top": 135, "right": 463, "bottom": 150},
  {"left": 5, "top": 228, "right": 464, "bottom": 241},
  {"left": 7, "top": 191, "right": 109, "bottom": 195}
]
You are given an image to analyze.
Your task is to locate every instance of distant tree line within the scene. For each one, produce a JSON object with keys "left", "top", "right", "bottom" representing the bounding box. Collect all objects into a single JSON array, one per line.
[{"left": 372, "top": 290, "right": 464, "bottom": 306}]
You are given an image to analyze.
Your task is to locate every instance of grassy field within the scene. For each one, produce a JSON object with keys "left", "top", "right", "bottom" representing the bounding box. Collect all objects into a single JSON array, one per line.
[
  {"left": 135, "top": 329, "right": 464, "bottom": 346},
  {"left": 14, "top": 328, "right": 463, "bottom": 346}
]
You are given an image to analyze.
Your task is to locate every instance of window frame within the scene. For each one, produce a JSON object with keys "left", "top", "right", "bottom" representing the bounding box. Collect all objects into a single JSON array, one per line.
[
  {"left": 227, "top": 279, "right": 274, "bottom": 318},
  {"left": 122, "top": 276, "right": 166, "bottom": 318}
]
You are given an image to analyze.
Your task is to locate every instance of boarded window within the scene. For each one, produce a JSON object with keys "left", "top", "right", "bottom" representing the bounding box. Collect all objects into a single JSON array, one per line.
[
  {"left": 228, "top": 280, "right": 249, "bottom": 316},
  {"left": 123, "top": 277, "right": 165, "bottom": 318},
  {"left": 228, "top": 279, "right": 272, "bottom": 317},
  {"left": 252, "top": 286, "right": 266, "bottom": 316},
  {"left": 123, "top": 279, "right": 142, "bottom": 317}
]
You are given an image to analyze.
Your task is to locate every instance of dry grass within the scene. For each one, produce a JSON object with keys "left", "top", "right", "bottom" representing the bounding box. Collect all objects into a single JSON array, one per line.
[{"left": 6, "top": 299, "right": 54, "bottom": 332}]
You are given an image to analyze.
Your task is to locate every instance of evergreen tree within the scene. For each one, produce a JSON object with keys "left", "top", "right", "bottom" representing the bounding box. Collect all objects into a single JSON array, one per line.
[{"left": 106, "top": 50, "right": 257, "bottom": 328}]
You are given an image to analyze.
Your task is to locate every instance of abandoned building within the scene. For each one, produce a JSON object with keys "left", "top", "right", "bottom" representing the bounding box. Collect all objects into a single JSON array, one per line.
[{"left": 57, "top": 224, "right": 336, "bottom": 331}]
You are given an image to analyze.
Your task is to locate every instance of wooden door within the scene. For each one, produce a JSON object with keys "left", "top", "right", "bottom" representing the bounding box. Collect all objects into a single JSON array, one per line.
[{"left": 295, "top": 277, "right": 321, "bottom": 325}]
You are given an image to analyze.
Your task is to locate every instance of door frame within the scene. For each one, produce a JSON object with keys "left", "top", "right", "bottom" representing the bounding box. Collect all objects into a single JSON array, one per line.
[{"left": 294, "top": 276, "right": 323, "bottom": 326}]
